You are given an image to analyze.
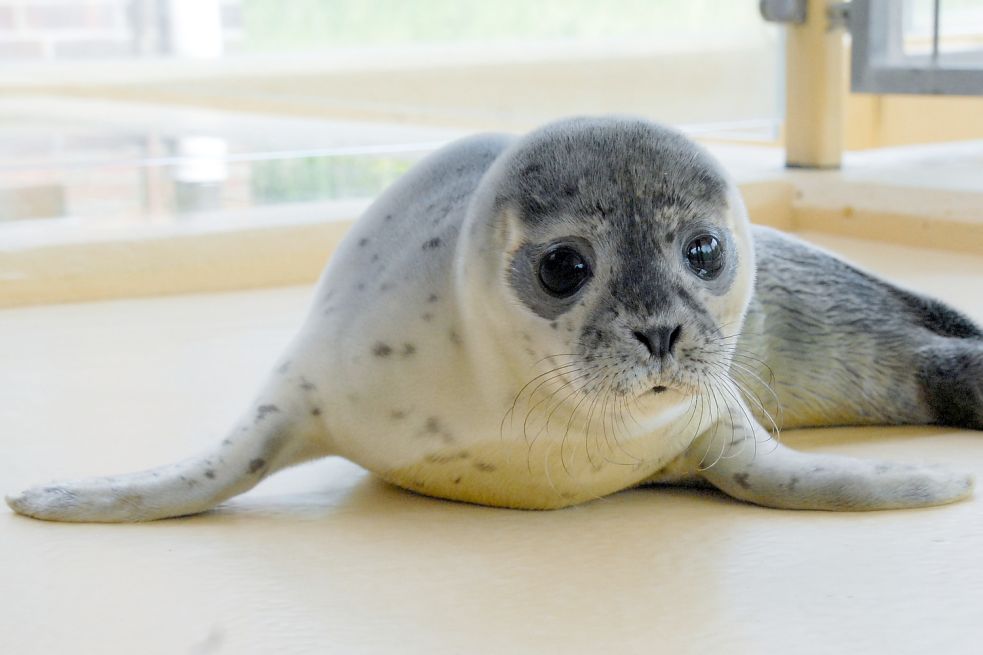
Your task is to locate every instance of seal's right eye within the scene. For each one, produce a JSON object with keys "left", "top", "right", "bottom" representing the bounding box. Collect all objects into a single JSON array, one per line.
[
  {"left": 538, "top": 245, "right": 591, "bottom": 297},
  {"left": 684, "top": 234, "right": 724, "bottom": 280}
]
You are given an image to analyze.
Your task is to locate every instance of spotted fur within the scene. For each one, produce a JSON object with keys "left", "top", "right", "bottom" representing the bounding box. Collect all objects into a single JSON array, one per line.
[{"left": 6, "top": 116, "right": 979, "bottom": 521}]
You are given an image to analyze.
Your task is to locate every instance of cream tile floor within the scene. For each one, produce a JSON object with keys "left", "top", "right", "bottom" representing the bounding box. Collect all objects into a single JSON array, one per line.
[{"left": 2, "top": 233, "right": 982, "bottom": 655}]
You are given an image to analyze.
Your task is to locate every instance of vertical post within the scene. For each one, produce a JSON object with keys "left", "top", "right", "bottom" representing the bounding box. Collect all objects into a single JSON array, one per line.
[{"left": 784, "top": 0, "right": 846, "bottom": 168}]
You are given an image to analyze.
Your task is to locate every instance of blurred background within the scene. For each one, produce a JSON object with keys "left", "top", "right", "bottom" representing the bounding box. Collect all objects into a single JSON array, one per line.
[
  {"left": 1, "top": 0, "right": 784, "bottom": 229},
  {"left": 0, "top": 0, "right": 981, "bottom": 232}
]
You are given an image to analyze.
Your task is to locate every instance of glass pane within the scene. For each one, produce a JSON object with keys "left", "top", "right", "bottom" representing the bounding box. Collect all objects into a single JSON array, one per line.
[
  {"left": 0, "top": 1, "right": 782, "bottom": 229},
  {"left": 902, "top": 0, "right": 983, "bottom": 63}
]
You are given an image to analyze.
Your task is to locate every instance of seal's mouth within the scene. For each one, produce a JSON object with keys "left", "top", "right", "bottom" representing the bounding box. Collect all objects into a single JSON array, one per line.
[{"left": 651, "top": 386, "right": 668, "bottom": 394}]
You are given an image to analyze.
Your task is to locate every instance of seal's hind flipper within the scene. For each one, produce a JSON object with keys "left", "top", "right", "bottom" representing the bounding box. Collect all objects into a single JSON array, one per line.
[
  {"left": 917, "top": 339, "right": 983, "bottom": 430},
  {"left": 744, "top": 226, "right": 983, "bottom": 430},
  {"left": 6, "top": 382, "right": 331, "bottom": 522},
  {"left": 685, "top": 414, "right": 974, "bottom": 511}
]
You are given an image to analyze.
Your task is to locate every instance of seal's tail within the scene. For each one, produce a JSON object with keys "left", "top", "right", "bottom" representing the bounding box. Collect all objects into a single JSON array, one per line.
[{"left": 6, "top": 382, "right": 330, "bottom": 523}]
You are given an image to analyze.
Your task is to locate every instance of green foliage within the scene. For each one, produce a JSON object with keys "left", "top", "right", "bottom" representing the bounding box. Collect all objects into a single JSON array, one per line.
[
  {"left": 239, "top": 0, "right": 762, "bottom": 52},
  {"left": 250, "top": 155, "right": 416, "bottom": 203}
]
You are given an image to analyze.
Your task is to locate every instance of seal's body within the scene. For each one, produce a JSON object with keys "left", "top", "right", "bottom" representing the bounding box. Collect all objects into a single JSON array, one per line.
[{"left": 8, "top": 117, "right": 982, "bottom": 521}]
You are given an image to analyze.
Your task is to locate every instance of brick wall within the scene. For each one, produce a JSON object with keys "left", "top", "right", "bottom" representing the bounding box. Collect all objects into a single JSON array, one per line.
[{"left": 0, "top": 0, "right": 241, "bottom": 61}]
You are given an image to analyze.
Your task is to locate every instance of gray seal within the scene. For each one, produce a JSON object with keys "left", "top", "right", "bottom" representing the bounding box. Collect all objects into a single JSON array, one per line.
[{"left": 7, "top": 116, "right": 981, "bottom": 521}]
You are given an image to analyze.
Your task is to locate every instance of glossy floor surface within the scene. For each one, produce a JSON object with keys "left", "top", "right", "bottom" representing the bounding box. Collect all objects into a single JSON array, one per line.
[{"left": 2, "top": 233, "right": 982, "bottom": 654}]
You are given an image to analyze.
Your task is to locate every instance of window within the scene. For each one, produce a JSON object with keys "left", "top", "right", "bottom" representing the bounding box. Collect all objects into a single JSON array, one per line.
[{"left": 851, "top": 0, "right": 983, "bottom": 95}]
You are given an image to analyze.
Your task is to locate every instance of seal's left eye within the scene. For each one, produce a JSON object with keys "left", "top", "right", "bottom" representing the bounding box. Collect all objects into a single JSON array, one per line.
[
  {"left": 538, "top": 245, "right": 591, "bottom": 297},
  {"left": 685, "top": 234, "right": 724, "bottom": 280}
]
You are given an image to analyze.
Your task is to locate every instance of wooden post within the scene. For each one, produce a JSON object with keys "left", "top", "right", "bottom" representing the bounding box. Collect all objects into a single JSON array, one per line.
[{"left": 784, "top": 0, "right": 845, "bottom": 168}]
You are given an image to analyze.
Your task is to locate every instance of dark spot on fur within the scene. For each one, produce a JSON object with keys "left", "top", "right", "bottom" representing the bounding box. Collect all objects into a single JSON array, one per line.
[
  {"left": 473, "top": 461, "right": 496, "bottom": 472},
  {"left": 311, "top": 407, "right": 322, "bottom": 416},
  {"left": 299, "top": 378, "right": 316, "bottom": 391},
  {"left": 358, "top": 237, "right": 369, "bottom": 247},
  {"left": 402, "top": 343, "right": 417, "bottom": 356},
  {"left": 248, "top": 458, "right": 266, "bottom": 474},
  {"left": 733, "top": 472, "right": 751, "bottom": 490},
  {"left": 425, "top": 451, "right": 470, "bottom": 464},
  {"left": 421, "top": 312, "right": 433, "bottom": 322},
  {"left": 204, "top": 469, "right": 215, "bottom": 479},
  {"left": 423, "top": 237, "right": 442, "bottom": 250},
  {"left": 222, "top": 439, "right": 232, "bottom": 446},
  {"left": 357, "top": 282, "right": 366, "bottom": 291},
  {"left": 427, "top": 293, "right": 439, "bottom": 303},
  {"left": 420, "top": 416, "right": 456, "bottom": 443},
  {"left": 371, "top": 254, "right": 380, "bottom": 263},
  {"left": 390, "top": 409, "right": 407, "bottom": 420},
  {"left": 449, "top": 329, "right": 462, "bottom": 345},
  {"left": 256, "top": 404, "right": 280, "bottom": 421},
  {"left": 276, "top": 361, "right": 291, "bottom": 374},
  {"left": 384, "top": 213, "right": 393, "bottom": 221},
  {"left": 550, "top": 321, "right": 558, "bottom": 330},
  {"left": 453, "top": 476, "right": 462, "bottom": 484},
  {"left": 373, "top": 342, "right": 393, "bottom": 357},
  {"left": 788, "top": 475, "right": 799, "bottom": 491}
]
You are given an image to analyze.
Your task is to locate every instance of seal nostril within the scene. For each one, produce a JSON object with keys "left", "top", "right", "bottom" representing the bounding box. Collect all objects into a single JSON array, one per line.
[
  {"left": 634, "top": 325, "right": 683, "bottom": 359},
  {"left": 633, "top": 330, "right": 655, "bottom": 356},
  {"left": 667, "top": 324, "right": 682, "bottom": 354}
]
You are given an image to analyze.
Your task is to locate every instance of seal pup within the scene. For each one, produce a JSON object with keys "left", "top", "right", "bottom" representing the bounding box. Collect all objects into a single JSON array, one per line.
[{"left": 7, "top": 116, "right": 981, "bottom": 521}]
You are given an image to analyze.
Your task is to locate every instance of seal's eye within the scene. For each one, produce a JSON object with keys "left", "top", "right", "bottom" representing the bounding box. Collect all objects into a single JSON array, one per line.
[
  {"left": 684, "top": 234, "right": 724, "bottom": 280},
  {"left": 538, "top": 245, "right": 591, "bottom": 297}
]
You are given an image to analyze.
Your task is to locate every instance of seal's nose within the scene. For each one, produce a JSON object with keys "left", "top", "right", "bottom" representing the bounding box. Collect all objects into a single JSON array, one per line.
[{"left": 633, "top": 325, "right": 682, "bottom": 360}]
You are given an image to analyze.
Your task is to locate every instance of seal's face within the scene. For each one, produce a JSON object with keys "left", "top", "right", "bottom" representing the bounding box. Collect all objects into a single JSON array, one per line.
[{"left": 493, "top": 118, "right": 754, "bottom": 419}]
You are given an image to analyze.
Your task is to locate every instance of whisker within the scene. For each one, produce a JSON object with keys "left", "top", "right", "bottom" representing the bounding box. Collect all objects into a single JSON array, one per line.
[
  {"left": 579, "top": 372, "right": 611, "bottom": 473},
  {"left": 698, "top": 381, "right": 731, "bottom": 470},
  {"left": 527, "top": 368, "right": 600, "bottom": 476},
  {"left": 522, "top": 369, "right": 592, "bottom": 447},
  {"left": 501, "top": 361, "right": 582, "bottom": 437}
]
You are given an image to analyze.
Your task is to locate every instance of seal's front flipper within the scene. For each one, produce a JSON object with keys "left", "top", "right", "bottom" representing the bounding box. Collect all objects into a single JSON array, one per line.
[
  {"left": 6, "top": 383, "right": 331, "bottom": 523},
  {"left": 686, "top": 415, "right": 974, "bottom": 511}
]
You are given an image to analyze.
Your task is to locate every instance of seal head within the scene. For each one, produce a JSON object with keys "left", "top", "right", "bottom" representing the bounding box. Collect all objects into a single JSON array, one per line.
[{"left": 458, "top": 117, "right": 755, "bottom": 428}]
